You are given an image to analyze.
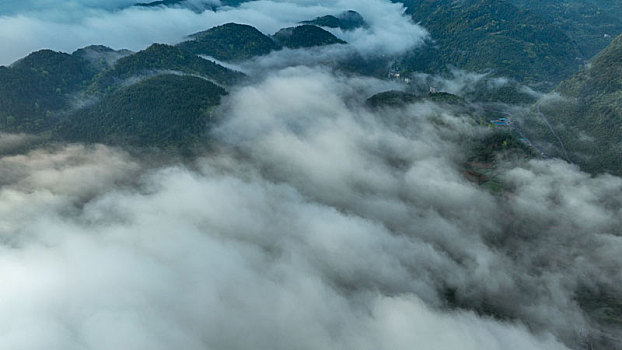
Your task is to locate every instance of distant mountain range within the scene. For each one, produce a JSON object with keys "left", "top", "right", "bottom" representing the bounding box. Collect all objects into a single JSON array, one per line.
[
  {"left": 136, "top": 0, "right": 621, "bottom": 87},
  {"left": 301, "top": 10, "right": 368, "bottom": 31},
  {"left": 0, "top": 4, "right": 620, "bottom": 176},
  {"left": 134, "top": 0, "right": 247, "bottom": 10},
  {"left": 178, "top": 23, "right": 281, "bottom": 61},
  {"left": 0, "top": 21, "right": 348, "bottom": 147},
  {"left": 273, "top": 25, "right": 347, "bottom": 49},
  {"left": 177, "top": 21, "right": 347, "bottom": 60}
]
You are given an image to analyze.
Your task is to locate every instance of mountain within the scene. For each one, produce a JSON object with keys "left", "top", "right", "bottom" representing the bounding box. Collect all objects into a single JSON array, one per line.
[
  {"left": 301, "top": 10, "right": 368, "bottom": 31},
  {"left": 177, "top": 22, "right": 350, "bottom": 61},
  {"left": 366, "top": 89, "right": 534, "bottom": 193},
  {"left": 590, "top": 0, "right": 622, "bottom": 19},
  {"left": 72, "top": 45, "right": 133, "bottom": 71},
  {"left": 135, "top": 0, "right": 187, "bottom": 7},
  {"left": 395, "top": 0, "right": 582, "bottom": 88},
  {"left": 0, "top": 21, "right": 354, "bottom": 148},
  {"left": 559, "top": 34, "right": 622, "bottom": 98},
  {"left": 506, "top": 0, "right": 622, "bottom": 58},
  {"left": 134, "top": 0, "right": 257, "bottom": 10},
  {"left": 0, "top": 50, "right": 98, "bottom": 132},
  {"left": 177, "top": 23, "right": 281, "bottom": 61},
  {"left": 0, "top": 42, "right": 242, "bottom": 144},
  {"left": 366, "top": 90, "right": 468, "bottom": 109},
  {"left": 273, "top": 25, "right": 347, "bottom": 49},
  {"left": 91, "top": 43, "right": 244, "bottom": 93},
  {"left": 530, "top": 34, "right": 622, "bottom": 175},
  {"left": 57, "top": 74, "right": 226, "bottom": 146}
]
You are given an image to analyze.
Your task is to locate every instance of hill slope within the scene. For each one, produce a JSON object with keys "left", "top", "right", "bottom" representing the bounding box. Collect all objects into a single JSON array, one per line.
[
  {"left": 506, "top": 0, "right": 622, "bottom": 58},
  {"left": 0, "top": 21, "right": 355, "bottom": 147},
  {"left": 301, "top": 10, "right": 367, "bottom": 31},
  {"left": 177, "top": 23, "right": 280, "bottom": 61},
  {"left": 57, "top": 74, "right": 227, "bottom": 146},
  {"left": 273, "top": 25, "right": 347, "bottom": 49},
  {"left": 72, "top": 45, "right": 133, "bottom": 71},
  {"left": 396, "top": 0, "right": 582, "bottom": 87},
  {"left": 0, "top": 50, "right": 98, "bottom": 132},
  {"left": 0, "top": 43, "right": 241, "bottom": 147},
  {"left": 532, "top": 34, "right": 622, "bottom": 175},
  {"left": 91, "top": 43, "right": 243, "bottom": 93}
]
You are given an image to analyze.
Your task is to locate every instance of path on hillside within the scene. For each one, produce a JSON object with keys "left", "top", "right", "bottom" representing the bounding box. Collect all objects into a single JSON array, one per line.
[{"left": 535, "top": 101, "right": 572, "bottom": 163}]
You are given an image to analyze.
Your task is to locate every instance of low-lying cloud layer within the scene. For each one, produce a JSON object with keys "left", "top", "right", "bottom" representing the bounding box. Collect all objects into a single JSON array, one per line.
[
  {"left": 0, "top": 0, "right": 427, "bottom": 65},
  {"left": 0, "top": 67, "right": 621, "bottom": 349}
]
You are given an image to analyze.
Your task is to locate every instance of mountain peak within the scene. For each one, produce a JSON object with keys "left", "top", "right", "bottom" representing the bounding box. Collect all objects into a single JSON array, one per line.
[
  {"left": 300, "top": 10, "right": 367, "bottom": 31},
  {"left": 178, "top": 23, "right": 279, "bottom": 61},
  {"left": 273, "top": 25, "right": 347, "bottom": 49}
]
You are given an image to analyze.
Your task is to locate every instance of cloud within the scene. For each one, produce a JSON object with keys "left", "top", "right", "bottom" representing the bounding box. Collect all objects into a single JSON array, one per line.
[
  {"left": 0, "top": 144, "right": 139, "bottom": 196},
  {"left": 0, "top": 133, "right": 39, "bottom": 154},
  {"left": 0, "top": 0, "right": 137, "bottom": 16},
  {"left": 0, "top": 67, "right": 620, "bottom": 349},
  {"left": 210, "top": 67, "right": 622, "bottom": 347},
  {"left": 0, "top": 0, "right": 427, "bottom": 65},
  {"left": 407, "top": 69, "right": 513, "bottom": 97},
  {"left": 326, "top": 0, "right": 428, "bottom": 56},
  {"left": 0, "top": 151, "right": 569, "bottom": 350}
]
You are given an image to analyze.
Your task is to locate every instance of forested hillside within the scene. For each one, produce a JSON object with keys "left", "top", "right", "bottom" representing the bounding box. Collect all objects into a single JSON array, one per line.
[
  {"left": 534, "top": 34, "right": 622, "bottom": 175},
  {"left": 507, "top": 0, "right": 622, "bottom": 57},
  {"left": 395, "top": 0, "right": 582, "bottom": 87},
  {"left": 177, "top": 23, "right": 281, "bottom": 61},
  {"left": 0, "top": 21, "right": 351, "bottom": 147},
  {"left": 57, "top": 74, "right": 226, "bottom": 146}
]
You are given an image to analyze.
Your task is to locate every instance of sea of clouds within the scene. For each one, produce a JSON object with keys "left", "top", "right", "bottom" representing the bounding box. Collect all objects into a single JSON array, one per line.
[{"left": 0, "top": 67, "right": 620, "bottom": 349}]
